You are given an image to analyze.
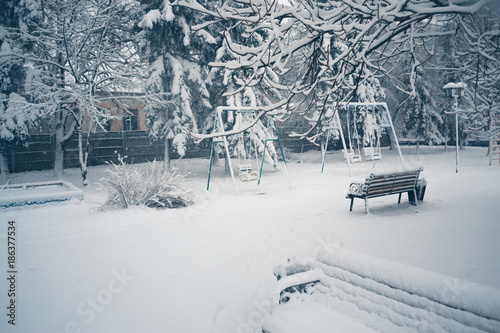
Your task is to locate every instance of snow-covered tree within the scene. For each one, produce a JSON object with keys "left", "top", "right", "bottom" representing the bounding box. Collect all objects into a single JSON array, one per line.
[
  {"left": 0, "top": 0, "right": 42, "bottom": 183},
  {"left": 138, "top": 0, "right": 284, "bottom": 168},
  {"left": 2, "top": 0, "right": 144, "bottom": 184},
  {"left": 215, "top": 89, "right": 280, "bottom": 169},
  {"left": 403, "top": 73, "right": 445, "bottom": 148},
  {"left": 138, "top": 0, "right": 218, "bottom": 168},
  {"left": 212, "top": 22, "right": 283, "bottom": 168},
  {"left": 449, "top": 5, "right": 500, "bottom": 142},
  {"left": 172, "top": 0, "right": 496, "bottom": 142}
]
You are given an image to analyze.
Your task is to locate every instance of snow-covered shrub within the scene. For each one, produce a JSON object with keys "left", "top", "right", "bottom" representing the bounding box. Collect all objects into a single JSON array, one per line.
[
  {"left": 278, "top": 146, "right": 297, "bottom": 163},
  {"left": 99, "top": 157, "right": 194, "bottom": 210}
]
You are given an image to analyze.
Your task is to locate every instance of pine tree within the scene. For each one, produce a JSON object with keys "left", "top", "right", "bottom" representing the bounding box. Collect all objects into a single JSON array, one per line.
[
  {"left": 403, "top": 72, "right": 445, "bottom": 149},
  {"left": 138, "top": 0, "right": 218, "bottom": 169},
  {"left": 0, "top": 0, "right": 40, "bottom": 183},
  {"left": 211, "top": 22, "right": 282, "bottom": 169}
]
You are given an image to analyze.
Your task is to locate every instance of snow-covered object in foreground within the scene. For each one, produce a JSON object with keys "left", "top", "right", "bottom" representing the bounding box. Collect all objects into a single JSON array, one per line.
[
  {"left": 264, "top": 247, "right": 500, "bottom": 333},
  {"left": 0, "top": 180, "right": 83, "bottom": 209}
]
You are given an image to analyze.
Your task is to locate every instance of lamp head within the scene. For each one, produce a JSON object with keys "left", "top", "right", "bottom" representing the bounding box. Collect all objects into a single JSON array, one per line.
[{"left": 443, "top": 82, "right": 467, "bottom": 97}]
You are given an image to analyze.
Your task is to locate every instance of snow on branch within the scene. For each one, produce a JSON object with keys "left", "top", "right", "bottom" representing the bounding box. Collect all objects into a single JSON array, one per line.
[{"left": 174, "top": 0, "right": 494, "bottom": 102}]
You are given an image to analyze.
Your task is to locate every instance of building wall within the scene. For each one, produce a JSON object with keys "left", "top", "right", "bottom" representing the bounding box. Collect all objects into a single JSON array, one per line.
[
  {"left": 29, "top": 95, "right": 149, "bottom": 135},
  {"left": 93, "top": 96, "right": 148, "bottom": 132}
]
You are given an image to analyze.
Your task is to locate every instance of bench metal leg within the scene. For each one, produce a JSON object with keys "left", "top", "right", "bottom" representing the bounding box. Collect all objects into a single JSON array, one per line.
[
  {"left": 408, "top": 189, "right": 419, "bottom": 205},
  {"left": 350, "top": 198, "right": 354, "bottom": 212},
  {"left": 398, "top": 193, "right": 402, "bottom": 204},
  {"left": 365, "top": 199, "right": 369, "bottom": 214},
  {"left": 408, "top": 190, "right": 415, "bottom": 205}
]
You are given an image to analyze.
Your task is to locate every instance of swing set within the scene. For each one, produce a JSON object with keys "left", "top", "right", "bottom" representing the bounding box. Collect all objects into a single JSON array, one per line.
[
  {"left": 206, "top": 106, "right": 290, "bottom": 195},
  {"left": 321, "top": 102, "right": 405, "bottom": 176}
]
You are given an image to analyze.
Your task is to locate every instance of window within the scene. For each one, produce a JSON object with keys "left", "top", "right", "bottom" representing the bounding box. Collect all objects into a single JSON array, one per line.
[{"left": 123, "top": 109, "right": 138, "bottom": 131}]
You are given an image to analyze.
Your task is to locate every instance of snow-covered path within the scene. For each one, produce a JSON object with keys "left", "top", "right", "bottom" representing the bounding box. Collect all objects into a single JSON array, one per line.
[{"left": 1, "top": 147, "right": 499, "bottom": 332}]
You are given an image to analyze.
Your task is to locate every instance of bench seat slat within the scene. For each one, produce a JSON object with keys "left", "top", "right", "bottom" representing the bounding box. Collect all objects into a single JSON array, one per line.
[
  {"left": 369, "top": 180, "right": 416, "bottom": 188},
  {"left": 369, "top": 176, "right": 418, "bottom": 185},
  {"left": 392, "top": 184, "right": 417, "bottom": 190},
  {"left": 347, "top": 169, "right": 423, "bottom": 213},
  {"left": 368, "top": 189, "right": 413, "bottom": 196},
  {"left": 368, "top": 182, "right": 416, "bottom": 191},
  {"left": 368, "top": 183, "right": 416, "bottom": 193},
  {"left": 369, "top": 176, "right": 418, "bottom": 182}
]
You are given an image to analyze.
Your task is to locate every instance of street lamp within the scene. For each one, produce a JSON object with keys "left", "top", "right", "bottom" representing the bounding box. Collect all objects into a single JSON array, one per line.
[{"left": 443, "top": 82, "right": 467, "bottom": 173}]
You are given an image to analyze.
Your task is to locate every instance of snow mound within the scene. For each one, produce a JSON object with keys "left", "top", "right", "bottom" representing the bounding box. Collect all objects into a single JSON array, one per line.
[{"left": 264, "top": 247, "right": 500, "bottom": 333}]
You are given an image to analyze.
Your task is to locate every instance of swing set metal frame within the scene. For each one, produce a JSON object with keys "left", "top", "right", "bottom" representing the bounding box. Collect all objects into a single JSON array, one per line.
[
  {"left": 206, "top": 106, "right": 290, "bottom": 195},
  {"left": 321, "top": 102, "right": 405, "bottom": 176}
]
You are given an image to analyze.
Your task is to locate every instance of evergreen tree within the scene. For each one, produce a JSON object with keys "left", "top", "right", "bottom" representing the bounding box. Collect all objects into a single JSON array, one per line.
[
  {"left": 0, "top": 0, "right": 40, "bottom": 183},
  {"left": 138, "top": 0, "right": 218, "bottom": 168},
  {"left": 211, "top": 21, "right": 282, "bottom": 168},
  {"left": 403, "top": 73, "right": 445, "bottom": 147}
]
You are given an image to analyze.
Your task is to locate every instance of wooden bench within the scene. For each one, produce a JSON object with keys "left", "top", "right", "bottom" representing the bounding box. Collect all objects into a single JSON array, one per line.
[
  {"left": 346, "top": 168, "right": 423, "bottom": 214},
  {"left": 264, "top": 248, "right": 500, "bottom": 333}
]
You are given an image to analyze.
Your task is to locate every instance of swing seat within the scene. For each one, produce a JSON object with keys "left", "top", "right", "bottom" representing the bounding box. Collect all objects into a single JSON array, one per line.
[
  {"left": 344, "top": 151, "right": 362, "bottom": 163},
  {"left": 238, "top": 164, "right": 259, "bottom": 182},
  {"left": 363, "top": 147, "right": 381, "bottom": 161}
]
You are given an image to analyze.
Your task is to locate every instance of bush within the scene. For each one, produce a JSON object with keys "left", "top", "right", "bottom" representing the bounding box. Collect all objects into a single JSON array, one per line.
[{"left": 99, "top": 157, "right": 194, "bottom": 210}]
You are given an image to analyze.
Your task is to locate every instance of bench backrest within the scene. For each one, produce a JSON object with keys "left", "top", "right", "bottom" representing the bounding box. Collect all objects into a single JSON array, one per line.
[{"left": 365, "top": 169, "right": 421, "bottom": 198}]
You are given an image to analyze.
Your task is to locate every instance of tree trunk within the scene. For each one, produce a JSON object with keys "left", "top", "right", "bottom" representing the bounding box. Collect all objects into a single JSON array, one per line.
[
  {"left": 78, "top": 127, "right": 89, "bottom": 186},
  {"left": 213, "top": 143, "right": 220, "bottom": 166},
  {"left": 54, "top": 123, "right": 65, "bottom": 179},
  {"left": 164, "top": 136, "right": 171, "bottom": 170},
  {"left": 54, "top": 107, "right": 77, "bottom": 179},
  {"left": 459, "top": 122, "right": 465, "bottom": 150},
  {"left": 224, "top": 153, "right": 230, "bottom": 175},
  {"left": 385, "top": 128, "right": 396, "bottom": 151},
  {"left": 0, "top": 148, "right": 9, "bottom": 185}
]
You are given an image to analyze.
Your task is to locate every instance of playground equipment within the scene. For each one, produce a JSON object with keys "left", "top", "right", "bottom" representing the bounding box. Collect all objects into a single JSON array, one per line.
[
  {"left": 321, "top": 102, "right": 405, "bottom": 174},
  {"left": 206, "top": 107, "right": 290, "bottom": 195},
  {"left": 361, "top": 104, "right": 384, "bottom": 161},
  {"left": 321, "top": 108, "right": 353, "bottom": 176},
  {"left": 345, "top": 108, "right": 363, "bottom": 164}
]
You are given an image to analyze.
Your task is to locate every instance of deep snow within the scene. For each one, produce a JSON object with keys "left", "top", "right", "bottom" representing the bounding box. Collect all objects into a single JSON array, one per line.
[{"left": 1, "top": 146, "right": 499, "bottom": 332}]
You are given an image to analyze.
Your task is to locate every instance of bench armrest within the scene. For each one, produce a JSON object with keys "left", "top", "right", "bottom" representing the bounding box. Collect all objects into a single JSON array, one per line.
[{"left": 347, "top": 182, "right": 367, "bottom": 197}]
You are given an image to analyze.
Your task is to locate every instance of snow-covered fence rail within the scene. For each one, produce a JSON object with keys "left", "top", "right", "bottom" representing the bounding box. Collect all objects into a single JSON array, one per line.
[{"left": 265, "top": 247, "right": 500, "bottom": 333}]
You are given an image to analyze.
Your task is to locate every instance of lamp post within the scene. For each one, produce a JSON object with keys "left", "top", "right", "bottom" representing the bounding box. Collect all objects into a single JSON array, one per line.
[{"left": 443, "top": 82, "right": 466, "bottom": 173}]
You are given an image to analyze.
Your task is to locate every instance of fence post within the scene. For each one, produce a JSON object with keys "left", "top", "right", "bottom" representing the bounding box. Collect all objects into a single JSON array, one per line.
[
  {"left": 9, "top": 145, "right": 15, "bottom": 173},
  {"left": 87, "top": 132, "right": 92, "bottom": 166},
  {"left": 155, "top": 138, "right": 160, "bottom": 161},
  {"left": 51, "top": 133, "right": 56, "bottom": 171},
  {"left": 122, "top": 131, "right": 126, "bottom": 160}
]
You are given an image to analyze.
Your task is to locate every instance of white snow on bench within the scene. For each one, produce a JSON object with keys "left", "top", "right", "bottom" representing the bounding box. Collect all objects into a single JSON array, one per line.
[
  {"left": 264, "top": 247, "right": 500, "bottom": 333},
  {"left": 0, "top": 180, "right": 84, "bottom": 209}
]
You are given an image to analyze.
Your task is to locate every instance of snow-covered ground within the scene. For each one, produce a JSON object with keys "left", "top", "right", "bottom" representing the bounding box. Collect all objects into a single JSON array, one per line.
[{"left": 1, "top": 146, "right": 499, "bottom": 332}]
